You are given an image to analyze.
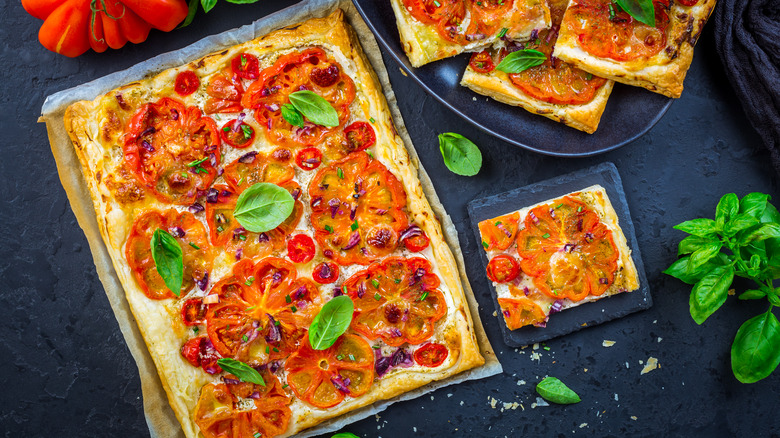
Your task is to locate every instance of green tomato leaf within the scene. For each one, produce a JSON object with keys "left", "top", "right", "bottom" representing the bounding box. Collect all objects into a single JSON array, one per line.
[
  {"left": 663, "top": 254, "right": 728, "bottom": 285},
  {"left": 438, "top": 132, "right": 482, "bottom": 176},
  {"left": 739, "top": 192, "right": 770, "bottom": 219},
  {"left": 150, "top": 229, "right": 183, "bottom": 296},
  {"left": 674, "top": 218, "right": 718, "bottom": 237},
  {"left": 678, "top": 235, "right": 718, "bottom": 256},
  {"left": 614, "top": 0, "right": 655, "bottom": 26},
  {"left": 687, "top": 242, "right": 722, "bottom": 273},
  {"left": 739, "top": 223, "right": 780, "bottom": 245},
  {"left": 689, "top": 265, "right": 734, "bottom": 325},
  {"left": 535, "top": 377, "right": 581, "bottom": 404},
  {"left": 724, "top": 213, "right": 760, "bottom": 237},
  {"left": 495, "top": 49, "right": 546, "bottom": 73},
  {"left": 738, "top": 289, "right": 766, "bottom": 300},
  {"left": 331, "top": 433, "right": 360, "bottom": 438},
  {"left": 233, "top": 182, "right": 294, "bottom": 233},
  {"left": 289, "top": 90, "right": 339, "bottom": 127},
  {"left": 281, "top": 104, "right": 305, "bottom": 128},
  {"left": 201, "top": 0, "right": 218, "bottom": 13},
  {"left": 309, "top": 295, "right": 354, "bottom": 350},
  {"left": 216, "top": 358, "right": 265, "bottom": 386},
  {"left": 715, "top": 193, "right": 739, "bottom": 227},
  {"left": 731, "top": 310, "right": 780, "bottom": 383}
]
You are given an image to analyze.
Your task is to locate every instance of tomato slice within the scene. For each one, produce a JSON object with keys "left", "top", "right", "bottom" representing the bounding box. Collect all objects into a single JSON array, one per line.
[
  {"left": 402, "top": 228, "right": 430, "bottom": 252},
  {"left": 205, "top": 67, "right": 245, "bottom": 114},
  {"left": 486, "top": 254, "right": 520, "bottom": 283},
  {"left": 175, "top": 70, "right": 200, "bottom": 96},
  {"left": 125, "top": 209, "right": 213, "bottom": 300},
  {"left": 498, "top": 297, "right": 547, "bottom": 329},
  {"left": 467, "top": 0, "right": 514, "bottom": 36},
  {"left": 194, "top": 371, "right": 291, "bottom": 438},
  {"left": 312, "top": 262, "right": 340, "bottom": 284},
  {"left": 182, "top": 298, "right": 208, "bottom": 326},
  {"left": 123, "top": 97, "right": 220, "bottom": 204},
  {"left": 220, "top": 119, "right": 255, "bottom": 148},
  {"left": 295, "top": 147, "right": 323, "bottom": 171},
  {"left": 180, "top": 336, "right": 223, "bottom": 374},
  {"left": 414, "top": 342, "right": 449, "bottom": 367},
  {"left": 242, "top": 48, "right": 356, "bottom": 149},
  {"left": 343, "top": 121, "right": 376, "bottom": 153},
  {"left": 344, "top": 257, "right": 447, "bottom": 346},
  {"left": 287, "top": 234, "right": 315, "bottom": 264},
  {"left": 515, "top": 196, "right": 619, "bottom": 301},
  {"left": 285, "top": 333, "right": 374, "bottom": 409},
  {"left": 222, "top": 150, "right": 297, "bottom": 194},
  {"left": 469, "top": 50, "right": 495, "bottom": 74},
  {"left": 403, "top": 0, "right": 468, "bottom": 43},
  {"left": 231, "top": 53, "right": 260, "bottom": 80},
  {"left": 479, "top": 212, "right": 519, "bottom": 251},
  {"left": 309, "top": 152, "right": 409, "bottom": 265}
]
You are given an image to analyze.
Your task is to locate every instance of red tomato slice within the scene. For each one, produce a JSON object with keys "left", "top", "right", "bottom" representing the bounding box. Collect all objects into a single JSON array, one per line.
[
  {"left": 498, "top": 297, "right": 547, "bottom": 329},
  {"left": 403, "top": 229, "right": 430, "bottom": 252},
  {"left": 125, "top": 209, "right": 213, "bottom": 300},
  {"left": 486, "top": 254, "right": 520, "bottom": 283},
  {"left": 403, "top": 0, "right": 468, "bottom": 43},
  {"left": 285, "top": 333, "right": 374, "bottom": 409},
  {"left": 287, "top": 234, "right": 315, "bottom": 264},
  {"left": 479, "top": 212, "right": 519, "bottom": 251},
  {"left": 414, "top": 342, "right": 449, "bottom": 367},
  {"left": 343, "top": 121, "right": 376, "bottom": 152},
  {"left": 222, "top": 150, "right": 296, "bottom": 193},
  {"left": 204, "top": 67, "right": 245, "bottom": 114},
  {"left": 220, "top": 119, "right": 255, "bottom": 148},
  {"left": 312, "top": 262, "right": 340, "bottom": 284},
  {"left": 180, "top": 336, "right": 222, "bottom": 374},
  {"left": 295, "top": 147, "right": 323, "bottom": 171},
  {"left": 469, "top": 50, "right": 495, "bottom": 74},
  {"left": 344, "top": 257, "right": 447, "bottom": 346},
  {"left": 182, "top": 298, "right": 208, "bottom": 326},
  {"left": 467, "top": 0, "right": 514, "bottom": 36},
  {"left": 231, "top": 52, "right": 260, "bottom": 80},
  {"left": 175, "top": 70, "right": 200, "bottom": 96}
]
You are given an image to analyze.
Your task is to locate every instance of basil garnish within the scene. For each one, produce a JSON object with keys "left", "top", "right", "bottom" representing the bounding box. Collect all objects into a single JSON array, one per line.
[
  {"left": 289, "top": 90, "right": 339, "bottom": 127},
  {"left": 233, "top": 182, "right": 294, "bottom": 233},
  {"left": 731, "top": 310, "right": 780, "bottom": 383},
  {"left": 495, "top": 49, "right": 546, "bottom": 74},
  {"left": 438, "top": 132, "right": 482, "bottom": 176},
  {"left": 614, "top": 0, "right": 655, "bottom": 27},
  {"left": 216, "top": 358, "right": 266, "bottom": 386},
  {"left": 309, "top": 295, "right": 354, "bottom": 350},
  {"left": 331, "top": 433, "right": 360, "bottom": 438},
  {"left": 281, "top": 103, "right": 305, "bottom": 128},
  {"left": 536, "top": 377, "right": 581, "bottom": 404},
  {"left": 150, "top": 229, "right": 183, "bottom": 296}
]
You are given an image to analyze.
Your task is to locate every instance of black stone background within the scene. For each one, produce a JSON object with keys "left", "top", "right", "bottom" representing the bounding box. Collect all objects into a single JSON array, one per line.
[{"left": 1, "top": 1, "right": 778, "bottom": 436}]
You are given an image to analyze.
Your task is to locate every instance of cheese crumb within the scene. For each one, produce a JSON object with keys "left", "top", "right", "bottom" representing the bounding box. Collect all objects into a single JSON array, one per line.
[
  {"left": 489, "top": 397, "right": 498, "bottom": 409},
  {"left": 399, "top": 68, "right": 408, "bottom": 77},
  {"left": 493, "top": 311, "right": 497, "bottom": 317},
  {"left": 641, "top": 357, "right": 659, "bottom": 375},
  {"left": 602, "top": 340, "right": 616, "bottom": 347},
  {"left": 631, "top": 416, "right": 638, "bottom": 421},
  {"left": 535, "top": 397, "right": 549, "bottom": 407},
  {"left": 531, "top": 352, "right": 541, "bottom": 361},
  {"left": 657, "top": 337, "right": 663, "bottom": 343},
  {"left": 517, "top": 379, "right": 526, "bottom": 386},
  {"left": 579, "top": 423, "right": 588, "bottom": 428},
  {"left": 533, "top": 343, "right": 540, "bottom": 350}
]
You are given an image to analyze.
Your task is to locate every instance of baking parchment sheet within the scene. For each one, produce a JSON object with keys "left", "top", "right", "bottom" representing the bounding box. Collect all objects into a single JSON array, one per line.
[{"left": 40, "top": 0, "right": 502, "bottom": 436}]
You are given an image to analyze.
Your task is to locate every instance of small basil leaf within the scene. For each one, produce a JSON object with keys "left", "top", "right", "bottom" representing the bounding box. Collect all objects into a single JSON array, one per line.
[
  {"left": 495, "top": 49, "right": 546, "bottom": 73},
  {"left": 663, "top": 254, "right": 728, "bottom": 285},
  {"left": 738, "top": 289, "right": 766, "bottom": 300},
  {"left": 216, "top": 358, "right": 265, "bottom": 386},
  {"left": 715, "top": 193, "right": 739, "bottom": 227},
  {"left": 233, "top": 182, "right": 294, "bottom": 233},
  {"left": 759, "top": 202, "right": 780, "bottom": 260},
  {"left": 739, "top": 192, "right": 770, "bottom": 219},
  {"left": 331, "top": 433, "right": 360, "bottom": 438},
  {"left": 674, "top": 218, "right": 718, "bottom": 237},
  {"left": 687, "top": 242, "right": 722, "bottom": 273},
  {"left": 201, "top": 0, "right": 218, "bottom": 13},
  {"left": 224, "top": 0, "right": 261, "bottom": 3},
  {"left": 689, "top": 265, "right": 734, "bottom": 325},
  {"left": 178, "top": 0, "right": 199, "bottom": 28},
  {"left": 731, "top": 310, "right": 780, "bottom": 383},
  {"left": 739, "top": 223, "right": 780, "bottom": 245},
  {"left": 724, "top": 213, "right": 760, "bottom": 237},
  {"left": 536, "top": 377, "right": 581, "bottom": 404},
  {"left": 769, "top": 294, "right": 780, "bottom": 307},
  {"left": 289, "top": 90, "right": 339, "bottom": 127},
  {"left": 309, "top": 295, "right": 354, "bottom": 350},
  {"left": 438, "top": 132, "right": 482, "bottom": 176},
  {"left": 678, "top": 235, "right": 717, "bottom": 256},
  {"left": 150, "top": 229, "right": 183, "bottom": 296},
  {"left": 614, "top": 0, "right": 655, "bottom": 26},
  {"left": 281, "top": 104, "right": 305, "bottom": 128}
]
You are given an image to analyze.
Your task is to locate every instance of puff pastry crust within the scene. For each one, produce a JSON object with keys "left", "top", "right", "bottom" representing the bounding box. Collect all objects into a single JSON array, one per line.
[{"left": 63, "top": 10, "right": 484, "bottom": 438}]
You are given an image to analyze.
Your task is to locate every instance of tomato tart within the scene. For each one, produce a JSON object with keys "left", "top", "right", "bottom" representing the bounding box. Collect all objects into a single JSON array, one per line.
[
  {"left": 553, "top": 0, "right": 717, "bottom": 98},
  {"left": 63, "top": 10, "right": 485, "bottom": 438},
  {"left": 478, "top": 185, "right": 640, "bottom": 329}
]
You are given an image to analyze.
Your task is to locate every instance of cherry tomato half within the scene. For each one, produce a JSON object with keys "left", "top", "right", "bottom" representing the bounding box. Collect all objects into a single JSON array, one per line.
[
  {"left": 414, "top": 342, "right": 449, "bottom": 367},
  {"left": 231, "top": 52, "right": 259, "bottom": 79},
  {"left": 402, "top": 229, "right": 430, "bottom": 252},
  {"left": 344, "top": 121, "right": 376, "bottom": 152},
  {"left": 469, "top": 50, "right": 495, "bottom": 73},
  {"left": 295, "top": 147, "right": 323, "bottom": 170},
  {"left": 181, "top": 298, "right": 207, "bottom": 326},
  {"left": 312, "top": 262, "right": 340, "bottom": 284},
  {"left": 287, "top": 234, "right": 316, "bottom": 264},
  {"left": 174, "top": 70, "right": 200, "bottom": 96},
  {"left": 486, "top": 254, "right": 520, "bottom": 283},
  {"left": 220, "top": 120, "right": 255, "bottom": 148}
]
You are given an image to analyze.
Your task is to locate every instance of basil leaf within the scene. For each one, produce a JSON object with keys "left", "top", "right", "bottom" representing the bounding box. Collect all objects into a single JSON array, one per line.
[
  {"left": 614, "top": 0, "right": 655, "bottom": 27},
  {"left": 233, "top": 183, "right": 294, "bottom": 233},
  {"left": 677, "top": 235, "right": 717, "bottom": 256},
  {"left": 535, "top": 377, "right": 581, "bottom": 404},
  {"left": 689, "top": 265, "right": 734, "bottom": 325},
  {"left": 738, "top": 289, "right": 766, "bottom": 300},
  {"left": 663, "top": 254, "right": 728, "bottom": 285},
  {"left": 724, "top": 213, "right": 760, "bottom": 237},
  {"left": 281, "top": 104, "right": 305, "bottom": 128},
  {"left": 201, "top": 0, "right": 218, "bottom": 13},
  {"left": 769, "top": 294, "right": 780, "bottom": 307},
  {"left": 150, "top": 229, "right": 183, "bottom": 296},
  {"left": 216, "top": 358, "right": 265, "bottom": 386},
  {"left": 331, "top": 433, "right": 360, "bottom": 438},
  {"left": 438, "top": 132, "right": 482, "bottom": 176},
  {"left": 731, "top": 310, "right": 780, "bottom": 383},
  {"left": 674, "top": 218, "right": 718, "bottom": 237},
  {"left": 289, "top": 90, "right": 339, "bottom": 127},
  {"left": 715, "top": 193, "right": 739, "bottom": 227},
  {"left": 309, "top": 295, "right": 354, "bottom": 350},
  {"left": 739, "top": 223, "right": 780, "bottom": 245},
  {"left": 687, "top": 242, "right": 722, "bottom": 273},
  {"left": 178, "top": 0, "right": 199, "bottom": 28},
  {"left": 495, "top": 49, "right": 546, "bottom": 73},
  {"left": 225, "top": 0, "right": 261, "bottom": 3},
  {"left": 739, "top": 192, "right": 770, "bottom": 219},
  {"left": 759, "top": 202, "right": 780, "bottom": 261}
]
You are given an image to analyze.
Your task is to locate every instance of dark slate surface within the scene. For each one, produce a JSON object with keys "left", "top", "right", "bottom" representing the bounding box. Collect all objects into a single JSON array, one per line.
[{"left": 1, "top": 1, "right": 779, "bottom": 437}]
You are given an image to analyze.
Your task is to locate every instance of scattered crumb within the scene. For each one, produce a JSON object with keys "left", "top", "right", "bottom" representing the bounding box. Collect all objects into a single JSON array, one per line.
[
  {"left": 639, "top": 360, "right": 643, "bottom": 364},
  {"left": 625, "top": 362, "right": 630, "bottom": 369},
  {"left": 579, "top": 423, "right": 588, "bottom": 429},
  {"left": 614, "top": 394, "right": 619, "bottom": 401},
  {"left": 581, "top": 323, "right": 588, "bottom": 327},
  {"left": 503, "top": 402, "right": 520, "bottom": 411},
  {"left": 653, "top": 320, "right": 657, "bottom": 324},
  {"left": 602, "top": 340, "right": 616, "bottom": 347},
  {"left": 517, "top": 379, "right": 526, "bottom": 386},
  {"left": 489, "top": 397, "right": 498, "bottom": 409},
  {"left": 728, "top": 288, "right": 736, "bottom": 296},
  {"left": 493, "top": 311, "right": 497, "bottom": 317},
  {"left": 460, "top": 401, "right": 464, "bottom": 406},
  {"left": 631, "top": 416, "right": 638, "bottom": 421},
  {"left": 399, "top": 68, "right": 407, "bottom": 77},
  {"left": 413, "top": 427, "right": 417, "bottom": 432},
  {"left": 531, "top": 352, "right": 541, "bottom": 361},
  {"left": 533, "top": 343, "right": 540, "bottom": 350},
  {"left": 472, "top": 96, "right": 477, "bottom": 101},
  {"left": 535, "top": 397, "right": 549, "bottom": 407},
  {"left": 447, "top": 393, "right": 453, "bottom": 398},
  {"left": 583, "top": 368, "right": 588, "bottom": 372},
  {"left": 657, "top": 337, "right": 662, "bottom": 343},
  {"left": 641, "top": 357, "right": 659, "bottom": 375},
  {"left": 431, "top": 396, "right": 435, "bottom": 400}
]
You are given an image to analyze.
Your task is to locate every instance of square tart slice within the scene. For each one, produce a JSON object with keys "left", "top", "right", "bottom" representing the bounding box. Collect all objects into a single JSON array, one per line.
[
  {"left": 477, "top": 185, "right": 640, "bottom": 330},
  {"left": 552, "top": 0, "right": 717, "bottom": 98},
  {"left": 390, "top": 0, "right": 552, "bottom": 67},
  {"left": 460, "top": 0, "right": 614, "bottom": 133}
]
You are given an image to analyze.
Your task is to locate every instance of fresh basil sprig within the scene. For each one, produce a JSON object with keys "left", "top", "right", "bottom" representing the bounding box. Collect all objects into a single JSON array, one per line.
[
  {"left": 495, "top": 49, "right": 546, "bottom": 74},
  {"left": 665, "top": 192, "right": 780, "bottom": 383},
  {"left": 289, "top": 90, "right": 339, "bottom": 127},
  {"left": 536, "top": 377, "right": 581, "bottom": 404},
  {"left": 281, "top": 104, "right": 305, "bottom": 128},
  {"left": 438, "top": 133, "right": 482, "bottom": 177},
  {"left": 150, "top": 229, "right": 183, "bottom": 296},
  {"left": 613, "top": 0, "right": 655, "bottom": 27},
  {"left": 233, "top": 182, "right": 294, "bottom": 233},
  {"left": 331, "top": 433, "right": 360, "bottom": 438},
  {"left": 180, "top": 0, "right": 261, "bottom": 28},
  {"left": 309, "top": 295, "right": 354, "bottom": 350},
  {"left": 216, "top": 358, "right": 265, "bottom": 386}
]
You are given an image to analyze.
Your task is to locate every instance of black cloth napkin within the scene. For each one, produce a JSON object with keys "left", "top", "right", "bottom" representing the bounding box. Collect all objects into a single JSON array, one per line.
[{"left": 714, "top": 0, "right": 780, "bottom": 171}]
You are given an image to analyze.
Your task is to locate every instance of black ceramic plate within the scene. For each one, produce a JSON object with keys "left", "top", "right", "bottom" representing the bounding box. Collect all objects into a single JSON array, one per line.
[
  {"left": 352, "top": 0, "right": 674, "bottom": 157},
  {"left": 467, "top": 162, "right": 652, "bottom": 347}
]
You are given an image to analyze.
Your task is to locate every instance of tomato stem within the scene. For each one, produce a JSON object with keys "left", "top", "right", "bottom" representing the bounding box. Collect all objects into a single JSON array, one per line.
[{"left": 89, "top": 0, "right": 127, "bottom": 43}]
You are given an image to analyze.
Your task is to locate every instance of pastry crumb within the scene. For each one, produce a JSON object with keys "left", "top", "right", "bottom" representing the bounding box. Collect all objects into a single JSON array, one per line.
[
  {"left": 399, "top": 68, "right": 408, "bottom": 77},
  {"left": 489, "top": 397, "right": 498, "bottom": 409},
  {"left": 631, "top": 416, "right": 638, "bottom": 421},
  {"left": 579, "top": 423, "right": 588, "bottom": 428},
  {"left": 516, "top": 379, "right": 526, "bottom": 386},
  {"left": 602, "top": 340, "right": 616, "bottom": 347},
  {"left": 641, "top": 357, "right": 659, "bottom": 375}
]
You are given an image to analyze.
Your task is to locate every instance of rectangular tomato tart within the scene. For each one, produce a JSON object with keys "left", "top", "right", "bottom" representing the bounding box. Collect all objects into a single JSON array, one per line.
[
  {"left": 460, "top": 0, "right": 615, "bottom": 133},
  {"left": 552, "top": 0, "right": 717, "bottom": 98},
  {"left": 62, "top": 10, "right": 485, "bottom": 438},
  {"left": 477, "top": 185, "right": 639, "bottom": 330},
  {"left": 389, "top": 0, "right": 552, "bottom": 67}
]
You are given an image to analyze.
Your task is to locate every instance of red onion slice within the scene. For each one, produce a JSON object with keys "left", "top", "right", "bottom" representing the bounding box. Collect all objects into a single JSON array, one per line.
[
  {"left": 399, "top": 225, "right": 423, "bottom": 242},
  {"left": 342, "top": 231, "right": 360, "bottom": 250}
]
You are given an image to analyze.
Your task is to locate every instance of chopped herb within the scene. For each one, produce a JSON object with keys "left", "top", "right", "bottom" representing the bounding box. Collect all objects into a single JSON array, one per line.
[
  {"left": 193, "top": 327, "right": 199, "bottom": 334},
  {"left": 497, "top": 27, "right": 508, "bottom": 38},
  {"left": 351, "top": 220, "right": 359, "bottom": 231},
  {"left": 325, "top": 225, "right": 334, "bottom": 233},
  {"left": 188, "top": 242, "right": 200, "bottom": 249},
  {"left": 349, "top": 354, "right": 355, "bottom": 361},
  {"left": 246, "top": 306, "right": 256, "bottom": 311},
  {"left": 419, "top": 291, "right": 429, "bottom": 301},
  {"left": 254, "top": 433, "right": 262, "bottom": 438},
  {"left": 372, "top": 345, "right": 380, "bottom": 349},
  {"left": 275, "top": 320, "right": 281, "bottom": 326},
  {"left": 433, "top": 0, "right": 441, "bottom": 5},
  {"left": 544, "top": 346, "right": 551, "bottom": 351},
  {"left": 556, "top": 203, "right": 563, "bottom": 208},
  {"left": 542, "top": 233, "right": 550, "bottom": 238},
  {"left": 372, "top": 279, "right": 380, "bottom": 289},
  {"left": 374, "top": 293, "right": 381, "bottom": 300},
  {"left": 394, "top": 278, "right": 401, "bottom": 284},
  {"left": 239, "top": 234, "right": 247, "bottom": 241},
  {"left": 343, "top": 285, "right": 348, "bottom": 295},
  {"left": 265, "top": 346, "right": 270, "bottom": 354},
  {"left": 282, "top": 384, "right": 288, "bottom": 389},
  {"left": 188, "top": 157, "right": 209, "bottom": 168},
  {"left": 337, "top": 167, "right": 344, "bottom": 179},
  {"left": 586, "top": 73, "right": 593, "bottom": 80},
  {"left": 237, "top": 176, "right": 244, "bottom": 186},
  {"left": 482, "top": 241, "right": 489, "bottom": 249},
  {"left": 291, "top": 306, "right": 297, "bottom": 313},
  {"left": 285, "top": 294, "right": 292, "bottom": 303},
  {"left": 495, "top": 221, "right": 502, "bottom": 226},
  {"left": 241, "top": 54, "right": 248, "bottom": 68},
  {"left": 337, "top": 355, "right": 344, "bottom": 360},
  {"left": 272, "top": 347, "right": 279, "bottom": 352},
  {"left": 369, "top": 117, "right": 376, "bottom": 123},
  {"left": 242, "top": 334, "right": 248, "bottom": 342},
  {"left": 245, "top": 276, "right": 255, "bottom": 286},
  {"left": 241, "top": 124, "right": 253, "bottom": 140},
  {"left": 366, "top": 150, "right": 374, "bottom": 158},
  {"left": 577, "top": 206, "right": 583, "bottom": 212},
  {"left": 217, "top": 226, "right": 224, "bottom": 232},
  {"left": 222, "top": 126, "right": 231, "bottom": 132}
]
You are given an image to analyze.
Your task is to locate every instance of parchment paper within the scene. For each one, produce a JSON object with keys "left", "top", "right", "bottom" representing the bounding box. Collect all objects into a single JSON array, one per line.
[{"left": 40, "top": 1, "right": 502, "bottom": 436}]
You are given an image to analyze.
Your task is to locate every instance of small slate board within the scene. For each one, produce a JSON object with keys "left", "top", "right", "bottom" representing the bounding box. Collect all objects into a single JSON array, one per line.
[{"left": 467, "top": 162, "right": 652, "bottom": 347}]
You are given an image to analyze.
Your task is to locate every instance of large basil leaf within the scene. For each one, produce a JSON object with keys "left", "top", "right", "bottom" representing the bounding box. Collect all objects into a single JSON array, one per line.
[
  {"left": 309, "top": 295, "right": 354, "bottom": 350},
  {"left": 614, "top": 0, "right": 655, "bottom": 27},
  {"left": 731, "top": 310, "right": 780, "bottom": 383},
  {"left": 663, "top": 254, "right": 728, "bottom": 285},
  {"left": 233, "top": 182, "right": 294, "bottom": 233},
  {"left": 150, "top": 229, "right": 183, "bottom": 296},
  {"left": 687, "top": 242, "right": 722, "bottom": 273},
  {"left": 716, "top": 193, "right": 739, "bottom": 227},
  {"left": 289, "top": 90, "right": 339, "bottom": 127},
  {"left": 438, "top": 133, "right": 482, "bottom": 176},
  {"left": 760, "top": 202, "right": 780, "bottom": 262},
  {"left": 739, "top": 192, "right": 770, "bottom": 219},
  {"left": 495, "top": 49, "right": 546, "bottom": 73},
  {"left": 678, "top": 235, "right": 718, "bottom": 256},
  {"left": 739, "top": 223, "right": 780, "bottom": 245},
  {"left": 536, "top": 377, "right": 581, "bottom": 404},
  {"left": 216, "top": 358, "right": 265, "bottom": 386},
  {"left": 674, "top": 218, "right": 718, "bottom": 237},
  {"left": 689, "top": 265, "right": 734, "bottom": 324},
  {"left": 724, "top": 213, "right": 760, "bottom": 237},
  {"left": 331, "top": 434, "right": 360, "bottom": 438}
]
